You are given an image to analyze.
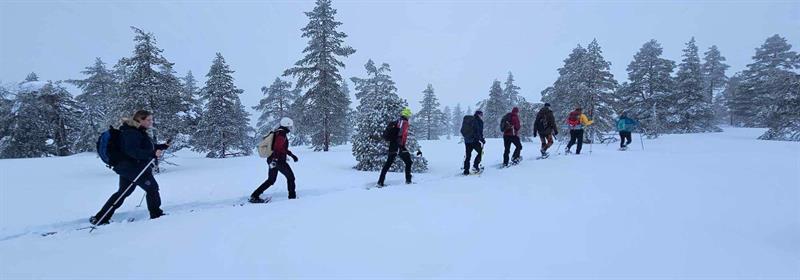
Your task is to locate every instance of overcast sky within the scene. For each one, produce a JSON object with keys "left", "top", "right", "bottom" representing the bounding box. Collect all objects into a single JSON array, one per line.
[{"left": 1, "top": 0, "right": 798, "bottom": 115}]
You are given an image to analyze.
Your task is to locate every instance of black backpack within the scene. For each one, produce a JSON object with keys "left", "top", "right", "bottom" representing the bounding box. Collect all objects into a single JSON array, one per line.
[
  {"left": 382, "top": 120, "right": 399, "bottom": 141},
  {"left": 460, "top": 115, "right": 475, "bottom": 139},
  {"left": 96, "top": 126, "right": 124, "bottom": 168},
  {"left": 500, "top": 113, "right": 512, "bottom": 133}
]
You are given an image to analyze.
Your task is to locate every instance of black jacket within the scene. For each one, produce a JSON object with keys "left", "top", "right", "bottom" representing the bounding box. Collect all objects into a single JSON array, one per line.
[
  {"left": 114, "top": 120, "right": 165, "bottom": 180},
  {"left": 464, "top": 115, "right": 485, "bottom": 144}
]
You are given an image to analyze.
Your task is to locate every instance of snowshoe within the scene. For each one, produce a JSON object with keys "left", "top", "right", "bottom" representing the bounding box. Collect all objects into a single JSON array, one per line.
[
  {"left": 89, "top": 216, "right": 109, "bottom": 226},
  {"left": 564, "top": 148, "right": 572, "bottom": 155},
  {"left": 471, "top": 166, "right": 484, "bottom": 174},
  {"left": 249, "top": 196, "right": 272, "bottom": 204}
]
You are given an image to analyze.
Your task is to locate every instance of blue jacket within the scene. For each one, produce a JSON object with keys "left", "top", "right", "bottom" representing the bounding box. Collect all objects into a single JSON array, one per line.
[
  {"left": 464, "top": 115, "right": 484, "bottom": 144},
  {"left": 113, "top": 120, "right": 166, "bottom": 180},
  {"left": 616, "top": 116, "right": 637, "bottom": 132}
]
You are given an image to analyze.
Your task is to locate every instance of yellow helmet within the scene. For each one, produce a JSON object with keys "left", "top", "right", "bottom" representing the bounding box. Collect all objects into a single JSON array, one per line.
[{"left": 401, "top": 107, "right": 412, "bottom": 118}]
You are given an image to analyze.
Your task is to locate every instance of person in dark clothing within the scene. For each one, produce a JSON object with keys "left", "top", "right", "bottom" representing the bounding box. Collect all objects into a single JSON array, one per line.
[
  {"left": 250, "top": 117, "right": 299, "bottom": 203},
  {"left": 616, "top": 111, "right": 638, "bottom": 150},
  {"left": 533, "top": 103, "right": 558, "bottom": 157},
  {"left": 502, "top": 107, "right": 522, "bottom": 166},
  {"left": 91, "top": 110, "right": 169, "bottom": 225},
  {"left": 463, "top": 110, "right": 486, "bottom": 175},
  {"left": 378, "top": 107, "right": 421, "bottom": 186},
  {"left": 565, "top": 107, "right": 593, "bottom": 155}
]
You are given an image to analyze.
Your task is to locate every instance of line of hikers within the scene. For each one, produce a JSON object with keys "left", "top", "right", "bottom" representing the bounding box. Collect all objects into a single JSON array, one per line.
[{"left": 90, "top": 105, "right": 638, "bottom": 225}]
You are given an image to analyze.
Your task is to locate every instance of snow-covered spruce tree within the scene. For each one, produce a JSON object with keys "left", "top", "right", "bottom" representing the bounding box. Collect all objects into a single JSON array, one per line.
[
  {"left": 67, "top": 57, "right": 118, "bottom": 152},
  {"left": 451, "top": 103, "right": 464, "bottom": 137},
  {"left": 442, "top": 106, "right": 452, "bottom": 140},
  {"left": 192, "top": 53, "right": 254, "bottom": 158},
  {"left": 723, "top": 74, "right": 746, "bottom": 126},
  {"left": 23, "top": 72, "right": 39, "bottom": 83},
  {"left": 115, "top": 27, "right": 184, "bottom": 147},
  {"left": 350, "top": 60, "right": 427, "bottom": 172},
  {"left": 0, "top": 85, "right": 13, "bottom": 150},
  {"left": 503, "top": 72, "right": 522, "bottom": 109},
  {"left": 342, "top": 80, "right": 356, "bottom": 143},
  {"left": 618, "top": 39, "right": 676, "bottom": 138},
  {"left": 3, "top": 81, "right": 80, "bottom": 158},
  {"left": 664, "top": 37, "right": 720, "bottom": 133},
  {"left": 253, "top": 77, "right": 298, "bottom": 137},
  {"left": 283, "top": 0, "right": 355, "bottom": 151},
  {"left": 736, "top": 35, "right": 800, "bottom": 140},
  {"left": 480, "top": 80, "right": 506, "bottom": 138},
  {"left": 517, "top": 98, "right": 541, "bottom": 142},
  {"left": 179, "top": 71, "right": 203, "bottom": 139},
  {"left": 415, "top": 84, "right": 446, "bottom": 140},
  {"left": 542, "top": 40, "right": 618, "bottom": 138},
  {"left": 702, "top": 45, "right": 729, "bottom": 103}
]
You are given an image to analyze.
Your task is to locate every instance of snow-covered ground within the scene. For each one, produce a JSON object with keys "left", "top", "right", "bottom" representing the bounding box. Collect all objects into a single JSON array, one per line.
[{"left": 1, "top": 128, "right": 798, "bottom": 278}]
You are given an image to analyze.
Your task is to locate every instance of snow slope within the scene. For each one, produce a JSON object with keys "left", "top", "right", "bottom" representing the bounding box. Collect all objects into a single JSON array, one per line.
[{"left": 1, "top": 128, "right": 798, "bottom": 278}]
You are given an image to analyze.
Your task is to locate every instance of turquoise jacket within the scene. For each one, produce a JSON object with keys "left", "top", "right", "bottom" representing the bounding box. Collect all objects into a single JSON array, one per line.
[{"left": 616, "top": 116, "right": 637, "bottom": 132}]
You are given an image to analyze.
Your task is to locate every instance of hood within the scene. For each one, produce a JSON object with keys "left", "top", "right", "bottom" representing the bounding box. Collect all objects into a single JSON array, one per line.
[
  {"left": 121, "top": 118, "right": 141, "bottom": 129},
  {"left": 511, "top": 107, "right": 519, "bottom": 114}
]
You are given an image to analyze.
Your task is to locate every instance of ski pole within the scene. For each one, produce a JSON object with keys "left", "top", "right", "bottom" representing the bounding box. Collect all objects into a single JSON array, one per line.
[
  {"left": 639, "top": 128, "right": 645, "bottom": 151},
  {"left": 136, "top": 193, "right": 145, "bottom": 208},
  {"left": 589, "top": 127, "right": 593, "bottom": 155},
  {"left": 91, "top": 158, "right": 156, "bottom": 233}
]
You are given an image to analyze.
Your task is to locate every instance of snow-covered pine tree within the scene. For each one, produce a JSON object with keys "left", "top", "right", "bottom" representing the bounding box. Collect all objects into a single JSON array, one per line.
[
  {"left": 618, "top": 39, "right": 676, "bottom": 137},
  {"left": 23, "top": 72, "right": 39, "bottom": 83},
  {"left": 68, "top": 57, "right": 118, "bottom": 152},
  {"left": 723, "top": 74, "right": 746, "bottom": 126},
  {"left": 736, "top": 35, "right": 800, "bottom": 140},
  {"left": 415, "top": 84, "right": 446, "bottom": 140},
  {"left": 115, "top": 27, "right": 184, "bottom": 147},
  {"left": 702, "top": 45, "right": 729, "bottom": 103},
  {"left": 253, "top": 77, "right": 297, "bottom": 137},
  {"left": 503, "top": 72, "right": 522, "bottom": 109},
  {"left": 451, "top": 103, "right": 464, "bottom": 137},
  {"left": 3, "top": 80, "right": 80, "bottom": 158},
  {"left": 0, "top": 85, "right": 13, "bottom": 148},
  {"left": 283, "top": 0, "right": 355, "bottom": 151},
  {"left": 342, "top": 80, "right": 356, "bottom": 143},
  {"left": 180, "top": 71, "right": 203, "bottom": 138},
  {"left": 665, "top": 37, "right": 720, "bottom": 133},
  {"left": 350, "top": 60, "right": 427, "bottom": 172},
  {"left": 516, "top": 98, "right": 541, "bottom": 142},
  {"left": 442, "top": 106, "right": 452, "bottom": 140},
  {"left": 481, "top": 80, "right": 506, "bottom": 138},
  {"left": 192, "top": 53, "right": 254, "bottom": 158}
]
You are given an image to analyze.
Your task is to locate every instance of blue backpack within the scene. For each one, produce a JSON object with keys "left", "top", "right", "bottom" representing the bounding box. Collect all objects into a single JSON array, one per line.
[{"left": 96, "top": 126, "right": 124, "bottom": 168}]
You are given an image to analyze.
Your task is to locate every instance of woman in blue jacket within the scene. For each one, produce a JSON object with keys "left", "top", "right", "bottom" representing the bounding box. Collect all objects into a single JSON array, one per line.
[{"left": 616, "top": 112, "right": 638, "bottom": 150}]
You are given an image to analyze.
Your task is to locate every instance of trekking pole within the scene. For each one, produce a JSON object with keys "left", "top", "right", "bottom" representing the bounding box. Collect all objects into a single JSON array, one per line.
[
  {"left": 555, "top": 133, "right": 564, "bottom": 155},
  {"left": 136, "top": 193, "right": 145, "bottom": 208},
  {"left": 589, "top": 127, "right": 594, "bottom": 155},
  {"left": 91, "top": 158, "right": 156, "bottom": 233},
  {"left": 639, "top": 128, "right": 645, "bottom": 151}
]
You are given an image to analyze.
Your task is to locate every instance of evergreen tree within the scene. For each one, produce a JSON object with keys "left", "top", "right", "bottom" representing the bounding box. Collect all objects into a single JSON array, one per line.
[
  {"left": 253, "top": 77, "right": 298, "bottom": 136},
  {"left": 451, "top": 103, "right": 464, "bottom": 137},
  {"left": 737, "top": 35, "right": 800, "bottom": 140},
  {"left": 23, "top": 72, "right": 39, "bottom": 83},
  {"left": 3, "top": 81, "right": 80, "bottom": 158},
  {"left": 665, "top": 37, "right": 720, "bottom": 133},
  {"left": 68, "top": 58, "right": 118, "bottom": 152},
  {"left": 442, "top": 106, "right": 452, "bottom": 140},
  {"left": 180, "top": 71, "right": 203, "bottom": 136},
  {"left": 516, "top": 98, "right": 540, "bottom": 142},
  {"left": 115, "top": 27, "right": 183, "bottom": 147},
  {"left": 192, "top": 53, "right": 254, "bottom": 158},
  {"left": 618, "top": 39, "right": 676, "bottom": 137},
  {"left": 701, "top": 45, "right": 730, "bottom": 103},
  {"left": 723, "top": 74, "right": 746, "bottom": 126},
  {"left": 503, "top": 72, "right": 522, "bottom": 109},
  {"left": 283, "top": 0, "right": 355, "bottom": 151},
  {"left": 350, "top": 60, "right": 427, "bottom": 172},
  {"left": 0, "top": 85, "right": 13, "bottom": 146},
  {"left": 415, "top": 84, "right": 446, "bottom": 140},
  {"left": 481, "top": 80, "right": 506, "bottom": 138}
]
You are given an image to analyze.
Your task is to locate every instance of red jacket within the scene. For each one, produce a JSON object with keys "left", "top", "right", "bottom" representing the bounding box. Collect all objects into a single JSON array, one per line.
[
  {"left": 271, "top": 127, "right": 295, "bottom": 161},
  {"left": 398, "top": 117, "right": 410, "bottom": 147},
  {"left": 503, "top": 107, "right": 521, "bottom": 136}
]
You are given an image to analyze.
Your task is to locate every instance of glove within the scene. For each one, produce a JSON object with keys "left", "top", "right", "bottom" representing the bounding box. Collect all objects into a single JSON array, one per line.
[
  {"left": 291, "top": 154, "right": 299, "bottom": 162},
  {"left": 480, "top": 139, "right": 486, "bottom": 145},
  {"left": 416, "top": 150, "right": 422, "bottom": 157},
  {"left": 533, "top": 132, "right": 538, "bottom": 137},
  {"left": 554, "top": 130, "right": 558, "bottom": 136}
]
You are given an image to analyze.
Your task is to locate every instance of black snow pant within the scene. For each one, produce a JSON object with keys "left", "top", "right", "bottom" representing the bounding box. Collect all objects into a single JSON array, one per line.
[
  {"left": 95, "top": 172, "right": 162, "bottom": 224},
  {"left": 463, "top": 142, "right": 483, "bottom": 171},
  {"left": 252, "top": 160, "right": 296, "bottom": 199},
  {"left": 503, "top": 135, "right": 522, "bottom": 165},
  {"left": 378, "top": 147, "right": 413, "bottom": 184},
  {"left": 567, "top": 129, "right": 585, "bottom": 154},
  {"left": 620, "top": 131, "right": 632, "bottom": 148}
]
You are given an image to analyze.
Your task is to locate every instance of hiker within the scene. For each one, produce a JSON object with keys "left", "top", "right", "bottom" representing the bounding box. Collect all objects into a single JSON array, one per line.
[
  {"left": 565, "top": 107, "right": 593, "bottom": 155},
  {"left": 250, "top": 117, "right": 299, "bottom": 203},
  {"left": 91, "top": 110, "right": 168, "bottom": 225},
  {"left": 617, "top": 112, "right": 638, "bottom": 150},
  {"left": 533, "top": 103, "right": 558, "bottom": 158},
  {"left": 501, "top": 107, "right": 522, "bottom": 166},
  {"left": 377, "top": 107, "right": 422, "bottom": 186},
  {"left": 461, "top": 110, "right": 485, "bottom": 175}
]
